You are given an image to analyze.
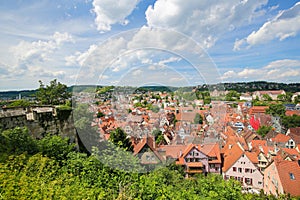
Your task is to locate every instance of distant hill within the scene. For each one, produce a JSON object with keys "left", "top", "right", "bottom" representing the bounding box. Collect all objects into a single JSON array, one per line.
[
  {"left": 197, "top": 81, "right": 300, "bottom": 93},
  {"left": 1, "top": 81, "right": 299, "bottom": 100}
]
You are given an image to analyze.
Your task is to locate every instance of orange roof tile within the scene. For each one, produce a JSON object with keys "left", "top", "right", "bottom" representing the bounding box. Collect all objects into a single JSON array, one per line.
[
  {"left": 245, "top": 151, "right": 258, "bottom": 164},
  {"left": 157, "top": 145, "right": 186, "bottom": 159},
  {"left": 222, "top": 143, "right": 244, "bottom": 172},
  {"left": 275, "top": 160, "right": 300, "bottom": 196},
  {"left": 201, "top": 143, "right": 221, "bottom": 164},
  {"left": 272, "top": 134, "right": 291, "bottom": 143}
]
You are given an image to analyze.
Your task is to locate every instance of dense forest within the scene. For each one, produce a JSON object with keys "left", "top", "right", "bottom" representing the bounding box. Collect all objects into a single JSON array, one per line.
[{"left": 0, "top": 127, "right": 295, "bottom": 199}]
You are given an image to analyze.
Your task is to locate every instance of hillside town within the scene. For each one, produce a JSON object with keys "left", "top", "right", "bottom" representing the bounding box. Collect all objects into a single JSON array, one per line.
[{"left": 82, "top": 87, "right": 300, "bottom": 197}]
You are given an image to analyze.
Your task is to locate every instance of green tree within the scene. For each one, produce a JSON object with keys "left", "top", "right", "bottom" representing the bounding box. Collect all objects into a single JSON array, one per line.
[
  {"left": 109, "top": 128, "right": 133, "bottom": 152},
  {"left": 0, "top": 127, "right": 38, "bottom": 155},
  {"left": 225, "top": 90, "right": 240, "bottom": 101},
  {"left": 36, "top": 79, "right": 71, "bottom": 105},
  {"left": 257, "top": 126, "right": 272, "bottom": 138},
  {"left": 97, "top": 111, "right": 105, "bottom": 118},
  {"left": 262, "top": 94, "right": 272, "bottom": 101},
  {"left": 266, "top": 104, "right": 286, "bottom": 117},
  {"left": 38, "top": 134, "right": 75, "bottom": 161},
  {"left": 152, "top": 129, "right": 165, "bottom": 145},
  {"left": 7, "top": 99, "right": 32, "bottom": 107},
  {"left": 150, "top": 105, "right": 160, "bottom": 113},
  {"left": 282, "top": 115, "right": 300, "bottom": 129},
  {"left": 194, "top": 113, "right": 203, "bottom": 124}
]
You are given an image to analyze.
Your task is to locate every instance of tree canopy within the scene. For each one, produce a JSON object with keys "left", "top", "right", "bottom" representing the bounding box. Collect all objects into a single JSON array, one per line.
[
  {"left": 266, "top": 104, "right": 286, "bottom": 117},
  {"left": 36, "top": 79, "right": 71, "bottom": 105},
  {"left": 0, "top": 127, "right": 295, "bottom": 199},
  {"left": 109, "top": 128, "right": 134, "bottom": 152}
]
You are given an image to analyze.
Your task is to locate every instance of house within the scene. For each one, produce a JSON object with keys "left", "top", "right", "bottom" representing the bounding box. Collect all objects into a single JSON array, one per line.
[
  {"left": 271, "top": 133, "right": 296, "bottom": 149},
  {"left": 222, "top": 142, "right": 264, "bottom": 191},
  {"left": 264, "top": 159, "right": 300, "bottom": 197},
  {"left": 133, "top": 136, "right": 164, "bottom": 169},
  {"left": 175, "top": 143, "right": 221, "bottom": 176},
  {"left": 176, "top": 144, "right": 208, "bottom": 176},
  {"left": 252, "top": 90, "right": 285, "bottom": 101},
  {"left": 240, "top": 93, "right": 253, "bottom": 101},
  {"left": 200, "top": 143, "right": 222, "bottom": 174},
  {"left": 249, "top": 106, "right": 268, "bottom": 116},
  {"left": 286, "top": 127, "right": 300, "bottom": 146}
]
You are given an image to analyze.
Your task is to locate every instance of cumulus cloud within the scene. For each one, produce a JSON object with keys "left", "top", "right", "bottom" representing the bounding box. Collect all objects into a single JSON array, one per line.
[
  {"left": 8, "top": 32, "right": 73, "bottom": 78},
  {"left": 92, "top": 0, "right": 139, "bottom": 32},
  {"left": 11, "top": 32, "right": 73, "bottom": 63},
  {"left": 145, "top": 0, "right": 267, "bottom": 48},
  {"left": 234, "top": 2, "right": 300, "bottom": 49},
  {"left": 221, "top": 59, "right": 300, "bottom": 82}
]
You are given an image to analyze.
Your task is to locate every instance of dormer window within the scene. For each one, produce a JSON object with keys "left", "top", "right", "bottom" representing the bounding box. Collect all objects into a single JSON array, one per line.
[{"left": 289, "top": 173, "right": 295, "bottom": 180}]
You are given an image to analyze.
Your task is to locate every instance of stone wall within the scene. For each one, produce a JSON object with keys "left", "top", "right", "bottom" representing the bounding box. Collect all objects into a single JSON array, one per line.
[{"left": 0, "top": 106, "right": 77, "bottom": 143}]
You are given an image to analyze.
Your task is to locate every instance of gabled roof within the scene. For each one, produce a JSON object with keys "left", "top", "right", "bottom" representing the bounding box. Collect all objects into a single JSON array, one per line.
[
  {"left": 272, "top": 134, "right": 292, "bottom": 143},
  {"left": 222, "top": 143, "right": 244, "bottom": 172},
  {"left": 275, "top": 160, "right": 300, "bottom": 196},
  {"left": 200, "top": 143, "right": 221, "bottom": 164},
  {"left": 133, "top": 136, "right": 155, "bottom": 155},
  {"left": 245, "top": 151, "right": 258, "bottom": 164},
  {"left": 288, "top": 127, "right": 300, "bottom": 144},
  {"left": 157, "top": 144, "right": 186, "bottom": 159},
  {"left": 133, "top": 136, "right": 164, "bottom": 163}
]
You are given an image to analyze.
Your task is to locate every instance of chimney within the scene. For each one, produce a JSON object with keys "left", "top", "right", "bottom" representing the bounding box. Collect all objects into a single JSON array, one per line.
[{"left": 229, "top": 145, "right": 232, "bottom": 149}]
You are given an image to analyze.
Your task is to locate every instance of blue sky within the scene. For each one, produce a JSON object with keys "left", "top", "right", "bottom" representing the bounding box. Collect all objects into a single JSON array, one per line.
[{"left": 0, "top": 0, "right": 299, "bottom": 90}]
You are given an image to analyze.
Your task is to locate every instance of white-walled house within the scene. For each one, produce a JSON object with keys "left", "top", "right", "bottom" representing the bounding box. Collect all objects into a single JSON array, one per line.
[{"left": 222, "top": 143, "right": 264, "bottom": 191}]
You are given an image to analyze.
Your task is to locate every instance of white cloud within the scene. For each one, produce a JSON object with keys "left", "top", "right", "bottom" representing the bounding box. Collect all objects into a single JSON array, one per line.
[
  {"left": 92, "top": 0, "right": 139, "bottom": 32},
  {"left": 6, "top": 32, "right": 73, "bottom": 80},
  {"left": 263, "top": 59, "right": 300, "bottom": 69},
  {"left": 132, "top": 69, "right": 142, "bottom": 76},
  {"left": 221, "top": 70, "right": 237, "bottom": 79},
  {"left": 235, "top": 2, "right": 300, "bottom": 49},
  {"left": 158, "top": 57, "right": 181, "bottom": 66},
  {"left": 222, "top": 59, "right": 300, "bottom": 82},
  {"left": 145, "top": 0, "right": 267, "bottom": 49},
  {"left": 11, "top": 32, "right": 73, "bottom": 63}
]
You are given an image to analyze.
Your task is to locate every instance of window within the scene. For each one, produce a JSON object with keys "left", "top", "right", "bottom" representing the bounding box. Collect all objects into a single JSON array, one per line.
[
  {"left": 238, "top": 168, "right": 242, "bottom": 173},
  {"left": 290, "top": 173, "right": 295, "bottom": 180},
  {"left": 233, "top": 167, "right": 237, "bottom": 172},
  {"left": 245, "top": 178, "right": 253, "bottom": 185}
]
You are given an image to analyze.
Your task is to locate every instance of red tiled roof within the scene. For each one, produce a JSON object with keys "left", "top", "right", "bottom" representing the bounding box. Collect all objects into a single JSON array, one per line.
[
  {"left": 251, "top": 140, "right": 267, "bottom": 148},
  {"left": 133, "top": 136, "right": 156, "bottom": 155},
  {"left": 249, "top": 106, "right": 268, "bottom": 116},
  {"left": 275, "top": 160, "right": 300, "bottom": 196},
  {"left": 286, "top": 110, "right": 300, "bottom": 116},
  {"left": 222, "top": 143, "right": 244, "bottom": 172},
  {"left": 272, "top": 134, "right": 291, "bottom": 143},
  {"left": 201, "top": 143, "right": 221, "bottom": 164},
  {"left": 245, "top": 151, "right": 258, "bottom": 164},
  {"left": 157, "top": 145, "right": 186, "bottom": 159}
]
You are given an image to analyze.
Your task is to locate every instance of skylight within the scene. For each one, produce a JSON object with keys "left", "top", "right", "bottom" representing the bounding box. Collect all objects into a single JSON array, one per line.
[{"left": 289, "top": 173, "right": 295, "bottom": 180}]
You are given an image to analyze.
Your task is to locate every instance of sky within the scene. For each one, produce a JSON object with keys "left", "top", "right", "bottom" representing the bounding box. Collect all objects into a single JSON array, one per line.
[{"left": 0, "top": 0, "right": 300, "bottom": 91}]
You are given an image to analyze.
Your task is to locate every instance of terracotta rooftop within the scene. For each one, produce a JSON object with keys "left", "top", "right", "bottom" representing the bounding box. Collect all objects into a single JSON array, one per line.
[
  {"left": 275, "top": 159, "right": 300, "bottom": 197},
  {"left": 222, "top": 143, "right": 244, "bottom": 172},
  {"left": 272, "top": 133, "right": 291, "bottom": 143},
  {"left": 245, "top": 151, "right": 258, "bottom": 164}
]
